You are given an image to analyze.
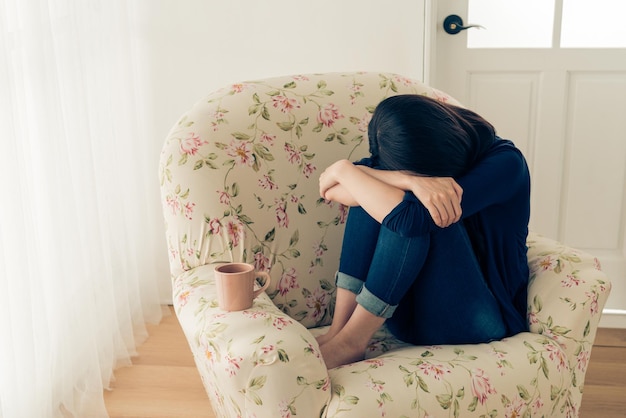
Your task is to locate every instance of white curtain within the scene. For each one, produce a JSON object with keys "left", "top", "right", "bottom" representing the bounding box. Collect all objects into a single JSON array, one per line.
[{"left": 0, "top": 1, "right": 165, "bottom": 417}]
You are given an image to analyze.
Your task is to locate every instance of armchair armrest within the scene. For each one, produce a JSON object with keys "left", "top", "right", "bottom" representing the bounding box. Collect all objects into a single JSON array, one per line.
[
  {"left": 526, "top": 232, "right": 611, "bottom": 386},
  {"left": 173, "top": 265, "right": 331, "bottom": 417}
]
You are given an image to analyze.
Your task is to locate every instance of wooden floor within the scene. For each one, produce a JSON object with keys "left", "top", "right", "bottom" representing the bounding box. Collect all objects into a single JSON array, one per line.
[{"left": 104, "top": 306, "right": 626, "bottom": 418}]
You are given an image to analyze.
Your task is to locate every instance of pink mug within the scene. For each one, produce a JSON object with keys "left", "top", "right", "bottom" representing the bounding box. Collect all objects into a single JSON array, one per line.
[{"left": 214, "top": 263, "right": 271, "bottom": 311}]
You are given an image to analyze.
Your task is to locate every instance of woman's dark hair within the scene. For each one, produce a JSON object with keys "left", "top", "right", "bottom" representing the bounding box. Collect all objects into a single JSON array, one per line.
[{"left": 367, "top": 94, "right": 496, "bottom": 177}]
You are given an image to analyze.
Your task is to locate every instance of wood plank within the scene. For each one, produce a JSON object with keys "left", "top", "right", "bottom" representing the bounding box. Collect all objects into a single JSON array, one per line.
[
  {"left": 579, "top": 385, "right": 626, "bottom": 418},
  {"left": 593, "top": 327, "right": 626, "bottom": 348},
  {"left": 104, "top": 307, "right": 215, "bottom": 418}
]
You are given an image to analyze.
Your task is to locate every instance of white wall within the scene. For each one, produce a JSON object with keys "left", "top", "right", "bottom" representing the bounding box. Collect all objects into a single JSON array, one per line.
[{"left": 132, "top": 0, "right": 428, "bottom": 302}]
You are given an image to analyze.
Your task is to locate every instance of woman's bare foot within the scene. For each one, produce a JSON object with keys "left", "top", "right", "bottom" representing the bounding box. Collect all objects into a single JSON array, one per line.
[
  {"left": 319, "top": 337, "right": 366, "bottom": 369},
  {"left": 316, "top": 288, "right": 358, "bottom": 346},
  {"left": 315, "top": 331, "right": 335, "bottom": 346},
  {"left": 319, "top": 305, "right": 386, "bottom": 369}
]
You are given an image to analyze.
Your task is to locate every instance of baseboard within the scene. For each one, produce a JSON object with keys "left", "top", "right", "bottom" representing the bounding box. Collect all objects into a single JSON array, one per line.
[{"left": 599, "top": 309, "right": 626, "bottom": 329}]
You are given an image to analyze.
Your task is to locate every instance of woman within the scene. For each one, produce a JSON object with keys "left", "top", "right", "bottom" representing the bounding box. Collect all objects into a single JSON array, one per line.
[{"left": 317, "top": 94, "right": 530, "bottom": 369}]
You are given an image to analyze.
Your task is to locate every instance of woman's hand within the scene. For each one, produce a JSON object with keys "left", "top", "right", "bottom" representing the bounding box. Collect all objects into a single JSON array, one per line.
[
  {"left": 319, "top": 160, "right": 347, "bottom": 200},
  {"left": 406, "top": 176, "right": 463, "bottom": 228}
]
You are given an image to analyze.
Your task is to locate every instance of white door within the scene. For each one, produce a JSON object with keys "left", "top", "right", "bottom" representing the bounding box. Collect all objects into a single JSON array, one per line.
[{"left": 429, "top": 0, "right": 626, "bottom": 326}]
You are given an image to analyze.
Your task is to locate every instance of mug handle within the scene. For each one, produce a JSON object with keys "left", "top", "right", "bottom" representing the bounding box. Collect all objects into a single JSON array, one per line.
[{"left": 252, "top": 272, "right": 271, "bottom": 299}]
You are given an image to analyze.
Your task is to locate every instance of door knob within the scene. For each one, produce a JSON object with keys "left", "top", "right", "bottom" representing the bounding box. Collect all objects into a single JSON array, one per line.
[{"left": 443, "top": 14, "right": 485, "bottom": 35}]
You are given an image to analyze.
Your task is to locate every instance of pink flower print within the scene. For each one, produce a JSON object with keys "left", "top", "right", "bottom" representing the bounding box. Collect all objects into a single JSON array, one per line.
[
  {"left": 306, "top": 288, "right": 329, "bottom": 323},
  {"left": 253, "top": 251, "right": 271, "bottom": 272},
  {"left": 320, "top": 377, "right": 330, "bottom": 391},
  {"left": 393, "top": 75, "right": 414, "bottom": 87},
  {"left": 284, "top": 142, "right": 302, "bottom": 165},
  {"left": 227, "top": 219, "right": 245, "bottom": 247},
  {"left": 527, "top": 311, "right": 539, "bottom": 325},
  {"left": 418, "top": 362, "right": 451, "bottom": 381},
  {"left": 302, "top": 162, "right": 316, "bottom": 178},
  {"left": 593, "top": 257, "right": 602, "bottom": 270},
  {"left": 272, "top": 316, "right": 292, "bottom": 330},
  {"left": 488, "top": 347, "right": 506, "bottom": 361},
  {"left": 565, "top": 402, "right": 577, "bottom": 418},
  {"left": 313, "top": 241, "right": 326, "bottom": 258},
  {"left": 561, "top": 273, "right": 584, "bottom": 287},
  {"left": 432, "top": 89, "right": 452, "bottom": 103},
  {"left": 348, "top": 83, "right": 364, "bottom": 105},
  {"left": 364, "top": 358, "right": 385, "bottom": 368},
  {"left": 258, "top": 174, "right": 278, "bottom": 190},
  {"left": 178, "top": 290, "right": 191, "bottom": 307},
  {"left": 292, "top": 75, "right": 310, "bottom": 81},
  {"left": 278, "top": 400, "right": 293, "bottom": 418},
  {"left": 166, "top": 195, "right": 181, "bottom": 215},
  {"left": 203, "top": 343, "right": 217, "bottom": 364},
  {"left": 365, "top": 378, "right": 384, "bottom": 393},
  {"left": 225, "top": 354, "right": 243, "bottom": 376},
  {"left": 576, "top": 349, "right": 590, "bottom": 371},
  {"left": 243, "top": 310, "right": 269, "bottom": 320},
  {"left": 356, "top": 112, "right": 372, "bottom": 132},
  {"left": 587, "top": 291, "right": 599, "bottom": 315},
  {"left": 546, "top": 343, "right": 567, "bottom": 371},
  {"left": 208, "top": 218, "right": 222, "bottom": 235},
  {"left": 277, "top": 267, "right": 299, "bottom": 296},
  {"left": 211, "top": 110, "right": 227, "bottom": 131},
  {"left": 338, "top": 204, "right": 349, "bottom": 224},
  {"left": 183, "top": 202, "right": 195, "bottom": 220},
  {"left": 261, "top": 344, "right": 276, "bottom": 355},
  {"left": 305, "top": 341, "right": 322, "bottom": 359},
  {"left": 272, "top": 95, "right": 301, "bottom": 113},
  {"left": 180, "top": 132, "right": 207, "bottom": 156},
  {"left": 226, "top": 140, "right": 255, "bottom": 167},
  {"left": 169, "top": 246, "right": 179, "bottom": 262},
  {"left": 260, "top": 132, "right": 276, "bottom": 146},
  {"left": 275, "top": 199, "right": 289, "bottom": 228},
  {"left": 349, "top": 82, "right": 363, "bottom": 95},
  {"left": 317, "top": 103, "right": 344, "bottom": 128},
  {"left": 470, "top": 368, "right": 496, "bottom": 405},
  {"left": 537, "top": 255, "right": 558, "bottom": 272},
  {"left": 532, "top": 398, "right": 544, "bottom": 414},
  {"left": 504, "top": 396, "right": 525, "bottom": 418},
  {"left": 217, "top": 190, "right": 230, "bottom": 205},
  {"left": 230, "top": 83, "right": 248, "bottom": 93}
]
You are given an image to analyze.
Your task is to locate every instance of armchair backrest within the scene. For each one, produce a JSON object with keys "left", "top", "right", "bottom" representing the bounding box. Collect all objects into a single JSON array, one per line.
[{"left": 159, "top": 72, "right": 458, "bottom": 328}]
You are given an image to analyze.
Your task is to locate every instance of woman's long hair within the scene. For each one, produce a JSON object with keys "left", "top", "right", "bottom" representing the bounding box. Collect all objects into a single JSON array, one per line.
[{"left": 367, "top": 94, "right": 496, "bottom": 177}]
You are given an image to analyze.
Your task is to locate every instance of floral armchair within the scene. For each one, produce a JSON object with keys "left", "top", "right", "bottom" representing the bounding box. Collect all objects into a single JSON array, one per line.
[{"left": 159, "top": 72, "right": 611, "bottom": 417}]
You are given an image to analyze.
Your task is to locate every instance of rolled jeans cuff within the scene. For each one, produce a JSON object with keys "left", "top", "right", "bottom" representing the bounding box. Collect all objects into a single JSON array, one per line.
[
  {"left": 356, "top": 285, "right": 398, "bottom": 319},
  {"left": 335, "top": 271, "right": 363, "bottom": 295},
  {"left": 335, "top": 272, "right": 398, "bottom": 319}
]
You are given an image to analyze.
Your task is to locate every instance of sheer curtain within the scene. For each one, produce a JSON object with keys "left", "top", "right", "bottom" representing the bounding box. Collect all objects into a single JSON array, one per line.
[{"left": 0, "top": 1, "right": 165, "bottom": 417}]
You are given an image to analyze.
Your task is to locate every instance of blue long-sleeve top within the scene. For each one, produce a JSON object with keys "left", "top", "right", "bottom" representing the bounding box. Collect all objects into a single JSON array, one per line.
[{"left": 357, "top": 138, "right": 531, "bottom": 336}]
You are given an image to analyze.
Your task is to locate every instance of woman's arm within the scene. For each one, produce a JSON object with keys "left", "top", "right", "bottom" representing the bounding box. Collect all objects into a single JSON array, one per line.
[
  {"left": 319, "top": 159, "right": 404, "bottom": 223},
  {"left": 320, "top": 160, "right": 463, "bottom": 227},
  {"left": 357, "top": 166, "right": 463, "bottom": 227}
]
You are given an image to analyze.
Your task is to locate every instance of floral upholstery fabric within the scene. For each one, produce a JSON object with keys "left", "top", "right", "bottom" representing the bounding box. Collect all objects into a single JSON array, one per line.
[{"left": 159, "top": 72, "right": 611, "bottom": 417}]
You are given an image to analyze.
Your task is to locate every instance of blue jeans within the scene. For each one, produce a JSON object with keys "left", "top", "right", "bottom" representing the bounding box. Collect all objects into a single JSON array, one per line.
[{"left": 337, "top": 206, "right": 506, "bottom": 345}]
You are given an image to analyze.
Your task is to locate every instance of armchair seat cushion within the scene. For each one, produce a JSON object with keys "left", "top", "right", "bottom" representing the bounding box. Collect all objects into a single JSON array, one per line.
[{"left": 160, "top": 72, "right": 611, "bottom": 417}]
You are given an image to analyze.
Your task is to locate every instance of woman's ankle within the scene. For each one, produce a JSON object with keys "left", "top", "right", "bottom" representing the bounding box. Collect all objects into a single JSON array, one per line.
[
  {"left": 320, "top": 336, "right": 366, "bottom": 369},
  {"left": 315, "top": 331, "right": 333, "bottom": 345}
]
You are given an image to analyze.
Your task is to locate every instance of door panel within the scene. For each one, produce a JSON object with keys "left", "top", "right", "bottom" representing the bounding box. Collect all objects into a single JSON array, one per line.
[{"left": 430, "top": 0, "right": 626, "bottom": 325}]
